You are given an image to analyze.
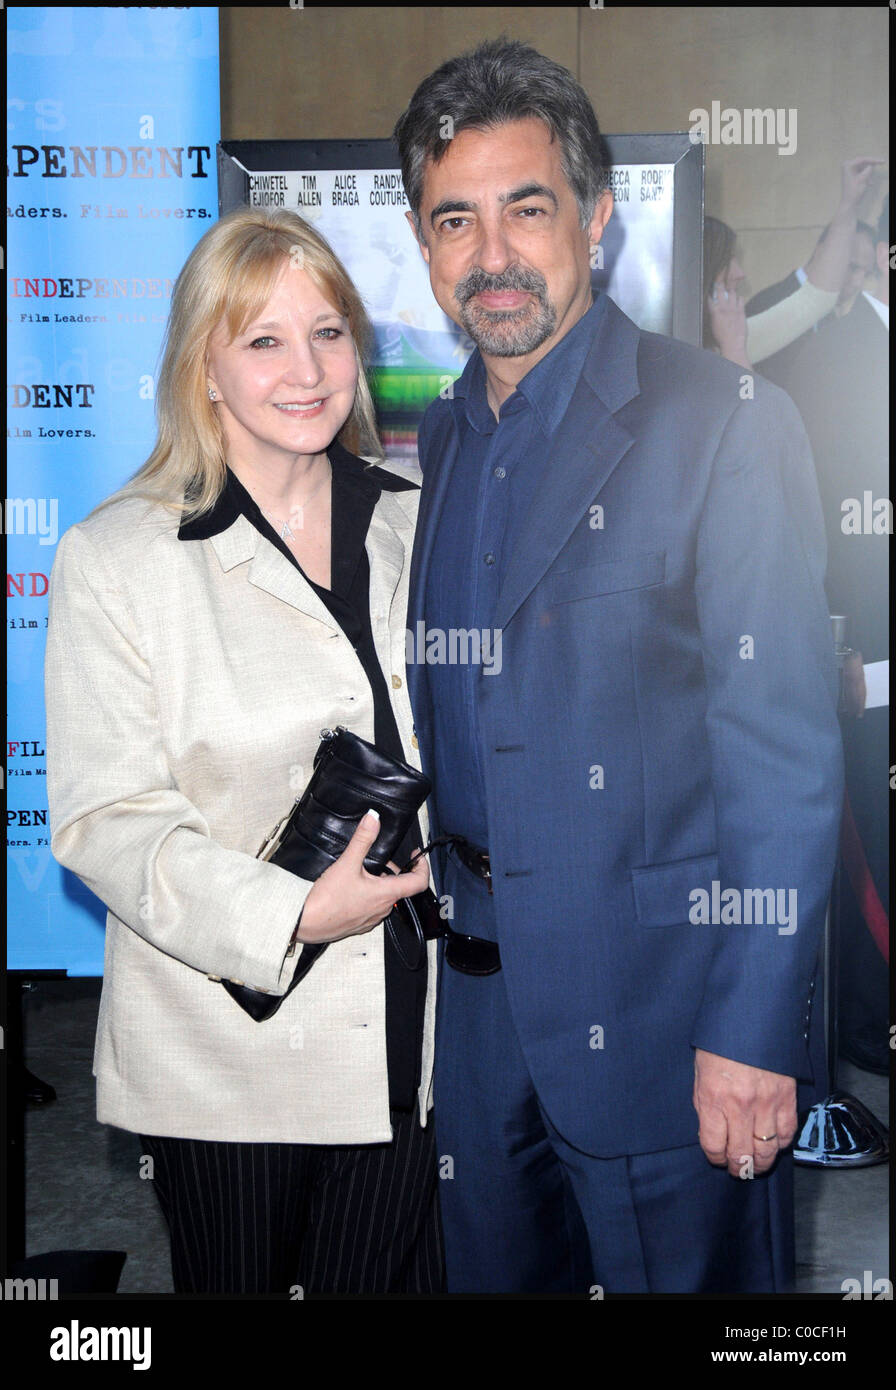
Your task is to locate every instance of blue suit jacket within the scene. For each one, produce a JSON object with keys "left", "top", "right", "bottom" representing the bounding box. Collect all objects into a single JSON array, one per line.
[{"left": 408, "top": 293, "right": 843, "bottom": 1156}]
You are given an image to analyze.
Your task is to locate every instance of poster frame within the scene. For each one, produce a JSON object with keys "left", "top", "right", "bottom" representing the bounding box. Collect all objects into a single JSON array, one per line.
[{"left": 217, "top": 132, "right": 705, "bottom": 347}]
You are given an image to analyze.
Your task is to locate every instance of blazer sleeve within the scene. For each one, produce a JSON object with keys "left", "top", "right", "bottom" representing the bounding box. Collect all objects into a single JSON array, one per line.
[
  {"left": 689, "top": 385, "right": 844, "bottom": 1078},
  {"left": 44, "top": 521, "right": 313, "bottom": 996}
]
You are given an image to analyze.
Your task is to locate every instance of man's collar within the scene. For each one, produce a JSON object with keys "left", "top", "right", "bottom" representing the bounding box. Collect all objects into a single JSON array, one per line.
[
  {"left": 448, "top": 293, "right": 609, "bottom": 436},
  {"left": 517, "top": 295, "right": 607, "bottom": 435},
  {"left": 861, "top": 288, "right": 889, "bottom": 331}
]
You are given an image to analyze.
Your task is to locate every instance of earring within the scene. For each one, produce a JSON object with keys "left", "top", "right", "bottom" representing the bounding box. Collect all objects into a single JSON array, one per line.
[{"left": 208, "top": 387, "right": 217, "bottom": 401}]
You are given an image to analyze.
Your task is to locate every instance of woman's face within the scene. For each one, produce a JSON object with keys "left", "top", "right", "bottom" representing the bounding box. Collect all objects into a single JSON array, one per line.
[{"left": 206, "top": 260, "right": 359, "bottom": 473}]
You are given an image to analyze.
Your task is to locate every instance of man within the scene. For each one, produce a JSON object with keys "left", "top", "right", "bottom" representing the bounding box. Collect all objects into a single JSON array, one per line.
[
  {"left": 746, "top": 220, "right": 876, "bottom": 321},
  {"left": 786, "top": 199, "right": 889, "bottom": 1074},
  {"left": 706, "top": 157, "right": 881, "bottom": 379},
  {"left": 394, "top": 39, "right": 843, "bottom": 1293},
  {"left": 746, "top": 209, "right": 877, "bottom": 388}
]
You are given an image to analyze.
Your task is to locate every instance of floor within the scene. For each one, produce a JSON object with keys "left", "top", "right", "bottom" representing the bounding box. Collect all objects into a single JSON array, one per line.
[{"left": 18, "top": 975, "right": 890, "bottom": 1295}]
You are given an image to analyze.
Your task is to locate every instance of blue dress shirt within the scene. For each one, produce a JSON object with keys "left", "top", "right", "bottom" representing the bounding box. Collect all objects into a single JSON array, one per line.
[{"left": 423, "top": 296, "right": 607, "bottom": 937}]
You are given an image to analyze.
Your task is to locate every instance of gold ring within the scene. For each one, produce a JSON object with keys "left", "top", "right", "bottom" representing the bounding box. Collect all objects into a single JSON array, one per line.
[{"left": 753, "top": 1132, "right": 778, "bottom": 1142}]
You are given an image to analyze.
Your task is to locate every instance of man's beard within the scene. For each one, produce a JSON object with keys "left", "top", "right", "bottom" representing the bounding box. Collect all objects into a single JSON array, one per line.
[{"left": 455, "top": 266, "right": 557, "bottom": 357}]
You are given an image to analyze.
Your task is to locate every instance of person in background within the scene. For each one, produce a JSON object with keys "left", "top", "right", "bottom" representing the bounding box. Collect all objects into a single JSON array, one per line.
[
  {"left": 44, "top": 206, "right": 441, "bottom": 1296},
  {"left": 705, "top": 155, "right": 883, "bottom": 372},
  {"left": 747, "top": 221, "right": 876, "bottom": 320},
  {"left": 744, "top": 219, "right": 875, "bottom": 389},
  {"left": 786, "top": 196, "right": 889, "bottom": 1076}
]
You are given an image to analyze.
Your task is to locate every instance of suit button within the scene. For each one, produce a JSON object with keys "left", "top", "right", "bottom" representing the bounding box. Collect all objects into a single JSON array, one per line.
[
  {"left": 391, "top": 674, "right": 403, "bottom": 689},
  {"left": 411, "top": 734, "right": 418, "bottom": 749}
]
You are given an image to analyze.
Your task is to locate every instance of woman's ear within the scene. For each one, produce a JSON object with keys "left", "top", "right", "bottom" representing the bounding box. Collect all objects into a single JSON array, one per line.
[{"left": 205, "top": 343, "right": 220, "bottom": 403}]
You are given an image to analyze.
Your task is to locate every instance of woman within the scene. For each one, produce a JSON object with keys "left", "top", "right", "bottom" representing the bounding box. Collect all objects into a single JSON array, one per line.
[{"left": 44, "top": 207, "right": 442, "bottom": 1295}]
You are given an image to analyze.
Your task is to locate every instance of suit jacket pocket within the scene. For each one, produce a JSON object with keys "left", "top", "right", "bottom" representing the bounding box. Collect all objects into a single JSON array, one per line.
[
  {"left": 546, "top": 551, "right": 665, "bottom": 605},
  {"left": 631, "top": 851, "right": 719, "bottom": 927}
]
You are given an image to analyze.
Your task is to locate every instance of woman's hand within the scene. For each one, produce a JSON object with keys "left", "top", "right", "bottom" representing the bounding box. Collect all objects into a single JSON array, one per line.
[
  {"left": 708, "top": 274, "right": 751, "bottom": 368},
  {"left": 296, "top": 811, "right": 432, "bottom": 944}
]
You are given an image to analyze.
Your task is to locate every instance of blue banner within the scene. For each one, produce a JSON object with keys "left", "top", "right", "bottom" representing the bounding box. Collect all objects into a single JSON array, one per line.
[{"left": 6, "top": 6, "right": 220, "bottom": 972}]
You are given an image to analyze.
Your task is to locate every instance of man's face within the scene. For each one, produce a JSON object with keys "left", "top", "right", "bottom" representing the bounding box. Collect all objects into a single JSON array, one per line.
[
  {"left": 408, "top": 118, "right": 613, "bottom": 368},
  {"left": 837, "top": 231, "right": 875, "bottom": 312}
]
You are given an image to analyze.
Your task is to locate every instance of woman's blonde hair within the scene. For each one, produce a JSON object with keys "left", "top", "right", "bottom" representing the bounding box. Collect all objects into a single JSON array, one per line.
[{"left": 102, "top": 206, "right": 383, "bottom": 519}]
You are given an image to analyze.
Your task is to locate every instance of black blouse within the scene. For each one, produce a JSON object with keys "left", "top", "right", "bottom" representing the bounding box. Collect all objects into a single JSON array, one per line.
[{"left": 178, "top": 440, "right": 426, "bottom": 1111}]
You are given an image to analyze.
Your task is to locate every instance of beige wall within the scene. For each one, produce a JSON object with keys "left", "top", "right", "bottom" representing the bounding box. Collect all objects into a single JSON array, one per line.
[{"left": 221, "top": 6, "right": 888, "bottom": 293}]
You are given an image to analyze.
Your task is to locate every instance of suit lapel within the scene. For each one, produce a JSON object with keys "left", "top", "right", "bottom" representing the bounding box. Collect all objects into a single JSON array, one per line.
[
  {"left": 408, "top": 410, "right": 462, "bottom": 628},
  {"left": 494, "top": 296, "right": 641, "bottom": 630},
  {"left": 408, "top": 295, "right": 644, "bottom": 675},
  {"left": 406, "top": 408, "right": 462, "bottom": 718},
  {"left": 493, "top": 387, "right": 633, "bottom": 631}
]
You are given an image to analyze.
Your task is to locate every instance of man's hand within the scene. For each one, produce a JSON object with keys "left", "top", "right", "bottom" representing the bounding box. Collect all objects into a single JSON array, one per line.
[{"left": 693, "top": 1048, "right": 797, "bottom": 1176}]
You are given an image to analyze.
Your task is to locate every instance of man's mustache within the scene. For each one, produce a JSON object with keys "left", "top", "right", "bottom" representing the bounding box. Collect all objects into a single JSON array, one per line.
[{"left": 456, "top": 266, "right": 550, "bottom": 306}]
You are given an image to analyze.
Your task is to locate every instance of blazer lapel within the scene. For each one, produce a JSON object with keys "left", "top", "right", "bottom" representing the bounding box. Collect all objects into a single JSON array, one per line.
[
  {"left": 367, "top": 489, "right": 412, "bottom": 627},
  {"left": 209, "top": 514, "right": 341, "bottom": 631},
  {"left": 494, "top": 296, "right": 641, "bottom": 631},
  {"left": 206, "top": 482, "right": 413, "bottom": 638}
]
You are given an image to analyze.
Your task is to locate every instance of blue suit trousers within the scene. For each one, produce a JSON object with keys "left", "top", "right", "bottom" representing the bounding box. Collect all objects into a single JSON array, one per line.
[{"left": 434, "top": 943, "right": 795, "bottom": 1295}]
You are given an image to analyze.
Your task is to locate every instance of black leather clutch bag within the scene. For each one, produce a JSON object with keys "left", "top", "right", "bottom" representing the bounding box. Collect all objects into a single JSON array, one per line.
[{"left": 221, "top": 726, "right": 431, "bottom": 1022}]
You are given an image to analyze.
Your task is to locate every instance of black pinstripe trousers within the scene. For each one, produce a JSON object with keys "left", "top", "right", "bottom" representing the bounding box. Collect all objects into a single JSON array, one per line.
[{"left": 139, "top": 1107, "right": 444, "bottom": 1295}]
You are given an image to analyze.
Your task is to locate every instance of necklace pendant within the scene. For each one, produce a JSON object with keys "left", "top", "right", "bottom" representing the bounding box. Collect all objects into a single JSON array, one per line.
[{"left": 280, "top": 521, "right": 294, "bottom": 541}]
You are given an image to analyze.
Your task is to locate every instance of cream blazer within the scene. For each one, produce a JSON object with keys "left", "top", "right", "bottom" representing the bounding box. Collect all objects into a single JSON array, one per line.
[{"left": 44, "top": 466, "right": 436, "bottom": 1144}]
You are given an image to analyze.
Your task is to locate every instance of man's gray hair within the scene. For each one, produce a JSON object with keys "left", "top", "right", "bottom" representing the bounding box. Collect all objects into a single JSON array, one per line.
[{"left": 393, "top": 38, "right": 612, "bottom": 238}]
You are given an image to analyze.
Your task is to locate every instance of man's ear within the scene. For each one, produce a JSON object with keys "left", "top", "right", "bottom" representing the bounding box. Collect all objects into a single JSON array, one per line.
[
  {"left": 875, "top": 239, "right": 887, "bottom": 280},
  {"left": 405, "top": 208, "right": 430, "bottom": 264},
  {"left": 587, "top": 188, "right": 614, "bottom": 252}
]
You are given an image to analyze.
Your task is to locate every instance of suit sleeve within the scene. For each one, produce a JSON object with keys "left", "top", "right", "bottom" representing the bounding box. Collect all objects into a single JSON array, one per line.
[
  {"left": 44, "top": 523, "right": 313, "bottom": 995},
  {"left": 689, "top": 385, "right": 844, "bottom": 1078}
]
